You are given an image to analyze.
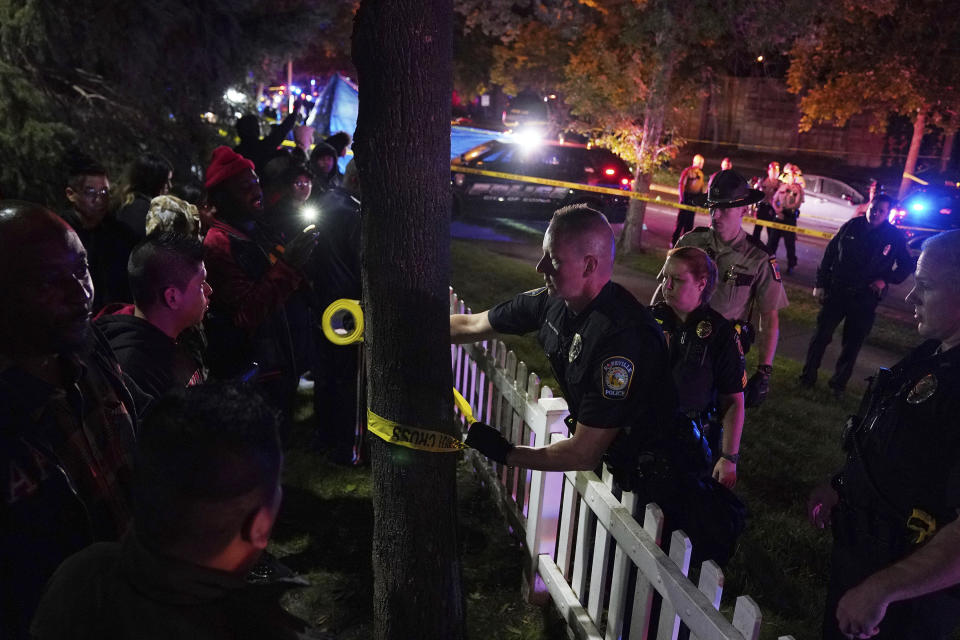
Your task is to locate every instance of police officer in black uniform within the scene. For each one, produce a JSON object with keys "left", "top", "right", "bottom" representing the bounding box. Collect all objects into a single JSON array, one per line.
[
  {"left": 800, "top": 193, "right": 914, "bottom": 397},
  {"left": 808, "top": 230, "right": 960, "bottom": 639},
  {"left": 652, "top": 246, "right": 746, "bottom": 489},
  {"left": 450, "top": 205, "right": 677, "bottom": 483}
]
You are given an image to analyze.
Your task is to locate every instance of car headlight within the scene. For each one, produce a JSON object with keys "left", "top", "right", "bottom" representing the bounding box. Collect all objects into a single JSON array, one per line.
[{"left": 453, "top": 173, "right": 465, "bottom": 187}]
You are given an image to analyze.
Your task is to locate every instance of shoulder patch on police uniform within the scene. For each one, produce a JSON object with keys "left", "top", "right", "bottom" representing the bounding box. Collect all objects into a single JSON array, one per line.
[
  {"left": 769, "top": 257, "right": 782, "bottom": 282},
  {"left": 523, "top": 287, "right": 547, "bottom": 296},
  {"left": 601, "top": 357, "right": 634, "bottom": 400}
]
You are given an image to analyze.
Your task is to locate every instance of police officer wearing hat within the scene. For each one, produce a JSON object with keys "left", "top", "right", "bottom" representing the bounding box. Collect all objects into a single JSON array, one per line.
[
  {"left": 450, "top": 205, "right": 678, "bottom": 481},
  {"left": 652, "top": 246, "right": 746, "bottom": 488},
  {"left": 808, "top": 230, "right": 960, "bottom": 639},
  {"left": 657, "top": 170, "right": 789, "bottom": 407},
  {"left": 799, "top": 193, "right": 914, "bottom": 398}
]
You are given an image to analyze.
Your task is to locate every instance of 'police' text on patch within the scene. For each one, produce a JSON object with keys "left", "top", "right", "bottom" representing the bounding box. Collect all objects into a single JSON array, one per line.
[{"left": 601, "top": 357, "right": 634, "bottom": 400}]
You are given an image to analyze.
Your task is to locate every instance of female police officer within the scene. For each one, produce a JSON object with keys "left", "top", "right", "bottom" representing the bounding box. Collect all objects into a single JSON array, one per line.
[{"left": 652, "top": 246, "right": 746, "bottom": 488}]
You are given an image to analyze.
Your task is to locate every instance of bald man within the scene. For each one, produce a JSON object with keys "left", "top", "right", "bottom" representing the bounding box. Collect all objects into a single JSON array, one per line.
[
  {"left": 451, "top": 205, "right": 678, "bottom": 480},
  {"left": 673, "top": 154, "right": 707, "bottom": 246},
  {"left": 0, "top": 201, "right": 143, "bottom": 638}
]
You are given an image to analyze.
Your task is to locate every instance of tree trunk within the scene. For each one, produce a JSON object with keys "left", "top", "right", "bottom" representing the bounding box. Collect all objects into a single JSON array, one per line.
[
  {"left": 619, "top": 57, "right": 673, "bottom": 254},
  {"left": 940, "top": 125, "right": 957, "bottom": 174},
  {"left": 899, "top": 109, "right": 927, "bottom": 198},
  {"left": 352, "top": 3, "right": 465, "bottom": 640}
]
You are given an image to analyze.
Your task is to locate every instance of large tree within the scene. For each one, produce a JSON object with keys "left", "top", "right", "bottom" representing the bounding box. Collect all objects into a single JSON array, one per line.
[
  {"left": 0, "top": 0, "right": 342, "bottom": 202},
  {"left": 786, "top": 0, "right": 960, "bottom": 195},
  {"left": 352, "top": 1, "right": 465, "bottom": 638},
  {"left": 457, "top": 0, "right": 818, "bottom": 252}
]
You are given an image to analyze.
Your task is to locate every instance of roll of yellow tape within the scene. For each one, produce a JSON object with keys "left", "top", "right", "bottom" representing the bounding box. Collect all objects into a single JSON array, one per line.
[{"left": 322, "top": 299, "right": 364, "bottom": 345}]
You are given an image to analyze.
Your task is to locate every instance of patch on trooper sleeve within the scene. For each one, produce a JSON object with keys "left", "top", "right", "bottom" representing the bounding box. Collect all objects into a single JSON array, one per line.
[
  {"left": 769, "top": 257, "right": 782, "bottom": 282},
  {"left": 522, "top": 287, "right": 547, "bottom": 296},
  {"left": 601, "top": 357, "right": 634, "bottom": 400}
]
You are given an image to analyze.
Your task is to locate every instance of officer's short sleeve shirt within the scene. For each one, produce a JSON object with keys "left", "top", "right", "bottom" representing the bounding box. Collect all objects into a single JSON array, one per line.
[{"left": 676, "top": 228, "right": 788, "bottom": 320}]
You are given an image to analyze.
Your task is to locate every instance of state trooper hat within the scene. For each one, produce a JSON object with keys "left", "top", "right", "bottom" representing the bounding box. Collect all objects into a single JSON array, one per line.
[{"left": 704, "top": 170, "right": 764, "bottom": 209}]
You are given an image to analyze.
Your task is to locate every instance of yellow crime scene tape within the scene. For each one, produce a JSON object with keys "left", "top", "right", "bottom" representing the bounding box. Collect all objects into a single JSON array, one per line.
[
  {"left": 367, "top": 389, "right": 476, "bottom": 452},
  {"left": 452, "top": 165, "right": 837, "bottom": 239},
  {"left": 367, "top": 408, "right": 469, "bottom": 453},
  {"left": 321, "top": 299, "right": 365, "bottom": 345}
]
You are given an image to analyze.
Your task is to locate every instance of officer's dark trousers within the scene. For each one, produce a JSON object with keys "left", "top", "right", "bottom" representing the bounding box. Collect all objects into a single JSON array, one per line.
[
  {"left": 752, "top": 202, "right": 774, "bottom": 244},
  {"left": 825, "top": 535, "right": 960, "bottom": 638},
  {"left": 672, "top": 209, "right": 696, "bottom": 246},
  {"left": 801, "top": 291, "right": 877, "bottom": 390},
  {"left": 766, "top": 209, "right": 798, "bottom": 269}
]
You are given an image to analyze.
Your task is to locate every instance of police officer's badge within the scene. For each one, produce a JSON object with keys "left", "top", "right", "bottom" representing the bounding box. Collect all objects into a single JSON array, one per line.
[
  {"left": 696, "top": 320, "right": 712, "bottom": 339},
  {"left": 601, "top": 357, "right": 634, "bottom": 399},
  {"left": 906, "top": 374, "right": 937, "bottom": 404},
  {"left": 568, "top": 333, "right": 583, "bottom": 363}
]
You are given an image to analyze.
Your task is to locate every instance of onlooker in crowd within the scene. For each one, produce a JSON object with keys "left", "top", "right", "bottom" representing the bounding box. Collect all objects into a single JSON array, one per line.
[
  {"left": 145, "top": 194, "right": 201, "bottom": 238},
  {"left": 808, "top": 230, "right": 960, "bottom": 640},
  {"left": 652, "top": 247, "right": 745, "bottom": 488},
  {"left": 752, "top": 161, "right": 781, "bottom": 244},
  {"left": 94, "top": 232, "right": 210, "bottom": 398},
  {"left": 60, "top": 153, "right": 137, "bottom": 310},
  {"left": 305, "top": 187, "right": 362, "bottom": 464},
  {"left": 234, "top": 99, "right": 304, "bottom": 174},
  {"left": 31, "top": 383, "right": 329, "bottom": 640},
  {"left": 116, "top": 153, "right": 173, "bottom": 239},
  {"left": 325, "top": 131, "right": 352, "bottom": 160},
  {"left": 201, "top": 146, "right": 316, "bottom": 418},
  {"left": 171, "top": 180, "right": 204, "bottom": 206},
  {"left": 262, "top": 154, "right": 314, "bottom": 240},
  {"left": 673, "top": 154, "right": 707, "bottom": 246},
  {"left": 662, "top": 170, "right": 789, "bottom": 408},
  {"left": 799, "top": 194, "right": 914, "bottom": 397},
  {"left": 769, "top": 164, "right": 804, "bottom": 274},
  {"left": 0, "top": 201, "right": 144, "bottom": 638},
  {"left": 260, "top": 155, "right": 319, "bottom": 400},
  {"left": 309, "top": 141, "right": 342, "bottom": 196}
]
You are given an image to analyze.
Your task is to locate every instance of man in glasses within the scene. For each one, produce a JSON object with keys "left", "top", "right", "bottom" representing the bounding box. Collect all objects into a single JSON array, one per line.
[{"left": 61, "top": 153, "right": 137, "bottom": 311}]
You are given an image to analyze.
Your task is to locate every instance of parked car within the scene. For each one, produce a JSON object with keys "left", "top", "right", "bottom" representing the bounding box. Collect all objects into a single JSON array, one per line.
[
  {"left": 797, "top": 174, "right": 865, "bottom": 229},
  {"left": 451, "top": 139, "right": 632, "bottom": 222},
  {"left": 891, "top": 184, "right": 960, "bottom": 255}
]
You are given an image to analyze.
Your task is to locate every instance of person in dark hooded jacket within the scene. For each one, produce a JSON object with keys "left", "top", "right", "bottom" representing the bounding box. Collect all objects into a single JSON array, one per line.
[{"left": 95, "top": 232, "right": 210, "bottom": 398}]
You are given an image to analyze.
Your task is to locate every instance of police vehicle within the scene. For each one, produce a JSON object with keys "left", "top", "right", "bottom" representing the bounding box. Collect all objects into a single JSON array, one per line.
[
  {"left": 451, "top": 139, "right": 632, "bottom": 222},
  {"left": 891, "top": 183, "right": 960, "bottom": 255}
]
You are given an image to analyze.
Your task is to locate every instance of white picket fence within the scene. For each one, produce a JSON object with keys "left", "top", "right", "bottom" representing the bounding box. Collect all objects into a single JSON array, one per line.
[{"left": 450, "top": 289, "right": 795, "bottom": 640}]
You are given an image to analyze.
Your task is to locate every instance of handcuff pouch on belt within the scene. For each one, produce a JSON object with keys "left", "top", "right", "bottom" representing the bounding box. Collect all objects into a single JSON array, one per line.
[{"left": 732, "top": 320, "right": 755, "bottom": 354}]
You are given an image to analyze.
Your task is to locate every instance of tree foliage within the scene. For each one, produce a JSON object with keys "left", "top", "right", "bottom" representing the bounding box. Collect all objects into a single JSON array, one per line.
[
  {"left": 456, "top": 0, "right": 818, "bottom": 249},
  {"left": 786, "top": 0, "right": 960, "bottom": 132},
  {"left": 0, "top": 0, "right": 345, "bottom": 203}
]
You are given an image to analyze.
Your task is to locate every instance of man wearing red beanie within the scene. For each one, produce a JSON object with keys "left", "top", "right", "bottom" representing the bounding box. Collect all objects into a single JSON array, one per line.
[{"left": 201, "top": 146, "right": 317, "bottom": 419}]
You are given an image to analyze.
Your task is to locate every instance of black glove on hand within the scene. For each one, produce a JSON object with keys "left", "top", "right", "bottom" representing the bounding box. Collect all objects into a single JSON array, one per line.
[
  {"left": 744, "top": 365, "right": 772, "bottom": 408},
  {"left": 465, "top": 421, "right": 513, "bottom": 464}
]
